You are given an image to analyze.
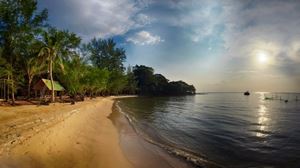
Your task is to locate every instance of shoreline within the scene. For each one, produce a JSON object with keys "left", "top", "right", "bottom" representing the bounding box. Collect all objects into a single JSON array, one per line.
[
  {"left": 110, "top": 99, "right": 193, "bottom": 168},
  {"left": 112, "top": 97, "right": 224, "bottom": 168},
  {"left": 0, "top": 97, "right": 133, "bottom": 168},
  {"left": 0, "top": 96, "right": 203, "bottom": 168}
]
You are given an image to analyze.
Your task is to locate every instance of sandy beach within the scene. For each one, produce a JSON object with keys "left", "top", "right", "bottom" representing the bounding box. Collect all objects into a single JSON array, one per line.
[
  {"left": 0, "top": 97, "right": 133, "bottom": 168},
  {"left": 0, "top": 97, "right": 191, "bottom": 168}
]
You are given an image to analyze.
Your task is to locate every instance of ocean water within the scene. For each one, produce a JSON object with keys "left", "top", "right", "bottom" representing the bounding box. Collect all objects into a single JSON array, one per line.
[{"left": 117, "top": 93, "right": 300, "bottom": 168}]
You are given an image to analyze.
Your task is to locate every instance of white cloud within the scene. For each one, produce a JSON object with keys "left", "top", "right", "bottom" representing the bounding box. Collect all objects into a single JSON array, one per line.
[
  {"left": 127, "top": 31, "right": 163, "bottom": 45},
  {"left": 158, "top": 0, "right": 300, "bottom": 64},
  {"left": 39, "top": 0, "right": 152, "bottom": 40},
  {"left": 134, "top": 13, "right": 154, "bottom": 28},
  {"left": 218, "top": 1, "right": 300, "bottom": 64},
  {"left": 158, "top": 0, "right": 228, "bottom": 42},
  {"left": 287, "top": 41, "right": 300, "bottom": 63}
]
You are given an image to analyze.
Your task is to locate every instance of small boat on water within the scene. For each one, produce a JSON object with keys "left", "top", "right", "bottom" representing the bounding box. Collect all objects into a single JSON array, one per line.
[{"left": 244, "top": 91, "right": 250, "bottom": 96}]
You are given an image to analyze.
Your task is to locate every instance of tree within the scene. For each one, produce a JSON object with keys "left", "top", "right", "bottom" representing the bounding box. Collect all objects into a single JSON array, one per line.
[
  {"left": 133, "top": 65, "right": 155, "bottom": 95},
  {"left": 0, "top": 58, "right": 24, "bottom": 104},
  {"left": 133, "top": 65, "right": 196, "bottom": 96},
  {"left": 83, "top": 67, "right": 109, "bottom": 97},
  {"left": 0, "top": 0, "right": 48, "bottom": 104},
  {"left": 25, "top": 57, "right": 45, "bottom": 98},
  {"left": 20, "top": 39, "right": 46, "bottom": 98},
  {"left": 57, "top": 55, "right": 86, "bottom": 103},
  {"left": 123, "top": 66, "right": 137, "bottom": 94},
  {"left": 84, "top": 38, "right": 127, "bottom": 95},
  {"left": 86, "top": 38, "right": 126, "bottom": 72},
  {"left": 152, "top": 74, "right": 169, "bottom": 95},
  {"left": 107, "top": 71, "right": 127, "bottom": 95},
  {"left": 166, "top": 81, "right": 196, "bottom": 95},
  {"left": 38, "top": 27, "right": 81, "bottom": 102}
]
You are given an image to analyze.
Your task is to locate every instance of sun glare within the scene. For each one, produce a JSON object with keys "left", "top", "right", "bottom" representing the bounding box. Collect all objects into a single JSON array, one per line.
[{"left": 257, "top": 52, "right": 269, "bottom": 64}]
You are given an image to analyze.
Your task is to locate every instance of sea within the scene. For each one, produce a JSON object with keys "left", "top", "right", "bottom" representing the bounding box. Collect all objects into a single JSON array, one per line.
[{"left": 116, "top": 92, "right": 300, "bottom": 168}]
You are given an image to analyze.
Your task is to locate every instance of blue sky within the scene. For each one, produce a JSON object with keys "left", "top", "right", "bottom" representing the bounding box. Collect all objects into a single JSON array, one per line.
[{"left": 38, "top": 0, "right": 300, "bottom": 92}]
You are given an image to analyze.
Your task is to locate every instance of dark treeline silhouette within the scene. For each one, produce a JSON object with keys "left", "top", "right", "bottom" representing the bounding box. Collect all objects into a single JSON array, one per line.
[
  {"left": 0, "top": 0, "right": 195, "bottom": 105},
  {"left": 132, "top": 65, "right": 196, "bottom": 96}
]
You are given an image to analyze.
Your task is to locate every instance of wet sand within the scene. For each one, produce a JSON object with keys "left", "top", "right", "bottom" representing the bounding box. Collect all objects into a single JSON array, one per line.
[
  {"left": 110, "top": 101, "right": 192, "bottom": 168},
  {"left": 0, "top": 97, "right": 133, "bottom": 168}
]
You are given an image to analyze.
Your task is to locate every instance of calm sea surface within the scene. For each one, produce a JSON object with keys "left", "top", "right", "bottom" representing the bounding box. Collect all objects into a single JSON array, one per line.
[{"left": 117, "top": 93, "right": 300, "bottom": 168}]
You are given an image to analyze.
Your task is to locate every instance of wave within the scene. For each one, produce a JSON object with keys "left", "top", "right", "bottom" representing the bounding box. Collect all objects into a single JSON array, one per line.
[{"left": 115, "top": 101, "right": 224, "bottom": 168}]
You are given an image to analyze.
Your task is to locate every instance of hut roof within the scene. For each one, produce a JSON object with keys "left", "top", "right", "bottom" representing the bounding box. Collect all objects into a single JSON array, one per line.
[{"left": 34, "top": 79, "right": 65, "bottom": 91}]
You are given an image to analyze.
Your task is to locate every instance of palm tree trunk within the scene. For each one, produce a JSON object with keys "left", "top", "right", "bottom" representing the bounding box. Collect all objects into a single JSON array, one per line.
[
  {"left": 49, "top": 60, "right": 55, "bottom": 102},
  {"left": 11, "top": 87, "right": 15, "bottom": 105},
  {"left": 27, "top": 77, "right": 32, "bottom": 99}
]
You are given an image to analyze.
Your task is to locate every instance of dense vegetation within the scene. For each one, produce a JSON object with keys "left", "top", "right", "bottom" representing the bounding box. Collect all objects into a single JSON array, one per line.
[
  {"left": 0, "top": 0, "right": 195, "bottom": 105},
  {"left": 132, "top": 65, "right": 195, "bottom": 95}
]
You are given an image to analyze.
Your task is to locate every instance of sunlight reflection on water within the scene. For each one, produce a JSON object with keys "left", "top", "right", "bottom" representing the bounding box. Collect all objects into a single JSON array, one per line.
[
  {"left": 257, "top": 104, "right": 269, "bottom": 137},
  {"left": 119, "top": 92, "right": 300, "bottom": 167},
  {"left": 255, "top": 93, "right": 270, "bottom": 138}
]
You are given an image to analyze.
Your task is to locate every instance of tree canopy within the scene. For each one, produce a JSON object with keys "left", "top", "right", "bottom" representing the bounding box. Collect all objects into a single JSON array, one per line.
[
  {"left": 0, "top": 0, "right": 196, "bottom": 105},
  {"left": 133, "top": 65, "right": 196, "bottom": 96},
  {"left": 85, "top": 38, "right": 126, "bottom": 72}
]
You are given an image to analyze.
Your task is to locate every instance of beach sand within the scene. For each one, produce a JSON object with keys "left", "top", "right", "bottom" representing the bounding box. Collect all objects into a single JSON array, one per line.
[
  {"left": 0, "top": 97, "right": 191, "bottom": 168},
  {"left": 0, "top": 97, "right": 133, "bottom": 168}
]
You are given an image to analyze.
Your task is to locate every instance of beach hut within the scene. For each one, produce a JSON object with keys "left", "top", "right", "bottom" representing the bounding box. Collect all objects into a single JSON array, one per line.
[{"left": 33, "top": 79, "right": 65, "bottom": 98}]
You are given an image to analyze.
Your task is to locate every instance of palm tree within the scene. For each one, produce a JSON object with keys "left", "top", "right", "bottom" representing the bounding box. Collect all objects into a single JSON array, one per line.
[
  {"left": 25, "top": 57, "right": 45, "bottom": 98},
  {"left": 38, "top": 28, "right": 80, "bottom": 102},
  {"left": 0, "top": 0, "right": 48, "bottom": 104},
  {"left": 0, "top": 60, "right": 15, "bottom": 105}
]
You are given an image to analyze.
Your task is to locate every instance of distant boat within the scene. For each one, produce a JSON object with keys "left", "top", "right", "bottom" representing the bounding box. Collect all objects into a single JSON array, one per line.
[
  {"left": 265, "top": 97, "right": 273, "bottom": 100},
  {"left": 244, "top": 91, "right": 250, "bottom": 96}
]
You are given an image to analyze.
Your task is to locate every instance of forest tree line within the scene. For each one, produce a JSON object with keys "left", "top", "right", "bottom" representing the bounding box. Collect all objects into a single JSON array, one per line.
[{"left": 0, "top": 0, "right": 195, "bottom": 105}]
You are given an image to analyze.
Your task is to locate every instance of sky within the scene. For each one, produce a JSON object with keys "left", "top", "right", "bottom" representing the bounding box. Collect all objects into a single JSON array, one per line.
[{"left": 38, "top": 0, "right": 300, "bottom": 92}]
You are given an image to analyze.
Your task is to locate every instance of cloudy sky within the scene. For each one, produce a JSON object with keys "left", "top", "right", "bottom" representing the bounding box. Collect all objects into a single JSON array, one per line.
[{"left": 38, "top": 0, "right": 300, "bottom": 92}]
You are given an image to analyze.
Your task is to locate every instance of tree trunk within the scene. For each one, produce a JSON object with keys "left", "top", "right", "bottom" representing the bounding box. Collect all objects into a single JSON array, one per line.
[
  {"left": 27, "top": 77, "right": 32, "bottom": 99},
  {"left": 7, "top": 76, "right": 9, "bottom": 101},
  {"left": 4, "top": 79, "right": 7, "bottom": 101},
  {"left": 49, "top": 60, "right": 55, "bottom": 102},
  {"left": 11, "top": 76, "right": 15, "bottom": 106}
]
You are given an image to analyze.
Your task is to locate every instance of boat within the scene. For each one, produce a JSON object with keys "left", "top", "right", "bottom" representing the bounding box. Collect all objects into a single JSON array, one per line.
[
  {"left": 264, "top": 97, "right": 273, "bottom": 100},
  {"left": 244, "top": 91, "right": 250, "bottom": 96}
]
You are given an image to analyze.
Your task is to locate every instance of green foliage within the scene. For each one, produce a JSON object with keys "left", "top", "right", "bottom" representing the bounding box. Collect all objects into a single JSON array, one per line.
[
  {"left": 38, "top": 27, "right": 81, "bottom": 101},
  {"left": 83, "top": 38, "right": 128, "bottom": 95},
  {"left": 83, "top": 67, "right": 109, "bottom": 96},
  {"left": 133, "top": 65, "right": 196, "bottom": 95},
  {"left": 85, "top": 38, "right": 126, "bottom": 72},
  {"left": 107, "top": 71, "right": 127, "bottom": 95},
  {"left": 0, "top": 0, "right": 196, "bottom": 102},
  {"left": 0, "top": 59, "right": 24, "bottom": 94},
  {"left": 57, "top": 56, "right": 85, "bottom": 97},
  {"left": 123, "top": 66, "right": 138, "bottom": 94},
  {"left": 0, "top": 0, "right": 47, "bottom": 62},
  {"left": 39, "top": 27, "right": 81, "bottom": 64},
  {"left": 132, "top": 65, "right": 154, "bottom": 94},
  {"left": 0, "top": 0, "right": 47, "bottom": 103},
  {"left": 167, "top": 81, "right": 196, "bottom": 95}
]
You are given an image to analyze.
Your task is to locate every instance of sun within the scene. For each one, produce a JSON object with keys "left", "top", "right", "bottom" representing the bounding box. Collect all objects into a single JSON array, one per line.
[{"left": 257, "top": 51, "right": 269, "bottom": 64}]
